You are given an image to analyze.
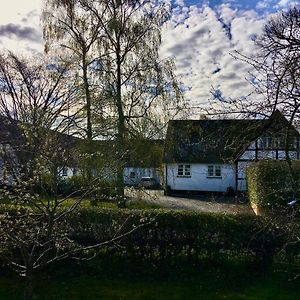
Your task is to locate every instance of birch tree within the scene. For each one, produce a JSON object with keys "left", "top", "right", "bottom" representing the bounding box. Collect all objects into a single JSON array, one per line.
[{"left": 43, "top": 0, "right": 184, "bottom": 206}]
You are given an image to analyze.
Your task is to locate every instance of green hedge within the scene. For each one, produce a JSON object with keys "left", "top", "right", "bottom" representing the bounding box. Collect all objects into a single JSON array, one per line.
[
  {"left": 36, "top": 175, "right": 117, "bottom": 199},
  {"left": 0, "top": 206, "right": 288, "bottom": 267},
  {"left": 247, "top": 160, "right": 300, "bottom": 208},
  {"left": 68, "top": 208, "right": 284, "bottom": 263}
]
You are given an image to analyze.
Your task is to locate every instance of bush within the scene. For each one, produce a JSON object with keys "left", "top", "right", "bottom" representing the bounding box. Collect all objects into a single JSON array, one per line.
[
  {"left": 247, "top": 160, "right": 300, "bottom": 208},
  {"left": 68, "top": 208, "right": 284, "bottom": 264},
  {"left": 0, "top": 206, "right": 288, "bottom": 268},
  {"left": 36, "top": 174, "right": 117, "bottom": 199}
]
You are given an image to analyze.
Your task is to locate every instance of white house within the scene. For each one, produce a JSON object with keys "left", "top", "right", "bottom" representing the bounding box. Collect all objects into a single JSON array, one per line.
[
  {"left": 163, "top": 110, "right": 300, "bottom": 194},
  {"left": 58, "top": 138, "right": 163, "bottom": 187}
]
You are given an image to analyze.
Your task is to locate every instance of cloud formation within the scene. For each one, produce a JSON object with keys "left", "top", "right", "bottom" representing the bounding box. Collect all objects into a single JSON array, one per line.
[
  {"left": 160, "top": 3, "right": 265, "bottom": 111},
  {"left": 0, "top": 23, "right": 42, "bottom": 42}
]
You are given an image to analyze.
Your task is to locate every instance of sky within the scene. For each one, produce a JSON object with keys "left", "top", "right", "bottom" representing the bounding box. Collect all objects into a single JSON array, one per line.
[{"left": 0, "top": 0, "right": 299, "bottom": 109}]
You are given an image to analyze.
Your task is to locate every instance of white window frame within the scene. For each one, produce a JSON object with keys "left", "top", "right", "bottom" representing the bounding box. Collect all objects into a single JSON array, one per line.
[
  {"left": 177, "top": 164, "right": 191, "bottom": 177},
  {"left": 207, "top": 165, "right": 222, "bottom": 178},
  {"left": 62, "top": 167, "right": 68, "bottom": 177}
]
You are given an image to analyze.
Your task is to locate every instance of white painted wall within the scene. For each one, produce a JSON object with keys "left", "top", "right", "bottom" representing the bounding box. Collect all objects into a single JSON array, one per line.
[
  {"left": 277, "top": 151, "right": 298, "bottom": 159},
  {"left": 237, "top": 138, "right": 300, "bottom": 191},
  {"left": 59, "top": 167, "right": 76, "bottom": 178},
  {"left": 165, "top": 163, "right": 236, "bottom": 192},
  {"left": 239, "top": 150, "right": 256, "bottom": 160}
]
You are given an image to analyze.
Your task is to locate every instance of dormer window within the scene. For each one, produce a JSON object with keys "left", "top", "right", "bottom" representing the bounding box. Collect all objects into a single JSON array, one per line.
[{"left": 62, "top": 167, "right": 68, "bottom": 176}]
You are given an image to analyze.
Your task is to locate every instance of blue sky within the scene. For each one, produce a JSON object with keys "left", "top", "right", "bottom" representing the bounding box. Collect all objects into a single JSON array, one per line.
[
  {"left": 180, "top": 0, "right": 294, "bottom": 12},
  {"left": 0, "top": 0, "right": 298, "bottom": 110}
]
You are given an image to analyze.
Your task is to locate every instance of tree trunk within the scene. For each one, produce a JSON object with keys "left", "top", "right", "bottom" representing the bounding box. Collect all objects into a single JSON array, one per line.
[
  {"left": 82, "top": 54, "right": 94, "bottom": 183},
  {"left": 115, "top": 48, "right": 126, "bottom": 207},
  {"left": 82, "top": 56, "right": 92, "bottom": 141},
  {"left": 284, "top": 109, "right": 299, "bottom": 197},
  {"left": 24, "top": 268, "right": 33, "bottom": 300}
]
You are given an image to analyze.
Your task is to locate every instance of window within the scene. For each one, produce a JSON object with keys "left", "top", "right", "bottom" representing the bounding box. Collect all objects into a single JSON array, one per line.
[
  {"left": 258, "top": 136, "right": 273, "bottom": 149},
  {"left": 215, "top": 165, "right": 221, "bottom": 177},
  {"left": 207, "top": 165, "right": 221, "bottom": 177},
  {"left": 130, "top": 171, "right": 136, "bottom": 179},
  {"left": 208, "top": 165, "right": 214, "bottom": 177},
  {"left": 177, "top": 164, "right": 191, "bottom": 177},
  {"left": 258, "top": 135, "right": 298, "bottom": 149},
  {"left": 62, "top": 167, "right": 68, "bottom": 176},
  {"left": 288, "top": 136, "right": 298, "bottom": 149}
]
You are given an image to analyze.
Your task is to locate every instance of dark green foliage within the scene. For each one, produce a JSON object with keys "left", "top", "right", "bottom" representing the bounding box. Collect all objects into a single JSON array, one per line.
[
  {"left": 68, "top": 208, "right": 284, "bottom": 264},
  {"left": 0, "top": 206, "right": 288, "bottom": 274},
  {"left": 1, "top": 261, "right": 300, "bottom": 300},
  {"left": 36, "top": 174, "right": 117, "bottom": 199},
  {"left": 247, "top": 160, "right": 300, "bottom": 208}
]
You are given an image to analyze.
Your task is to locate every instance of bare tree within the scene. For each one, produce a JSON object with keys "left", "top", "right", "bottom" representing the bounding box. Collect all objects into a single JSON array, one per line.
[
  {"left": 0, "top": 53, "right": 124, "bottom": 300},
  {"left": 43, "top": 0, "right": 104, "bottom": 140},
  {"left": 42, "top": 0, "right": 184, "bottom": 206},
  {"left": 206, "top": 7, "right": 300, "bottom": 265},
  {"left": 0, "top": 52, "right": 154, "bottom": 300}
]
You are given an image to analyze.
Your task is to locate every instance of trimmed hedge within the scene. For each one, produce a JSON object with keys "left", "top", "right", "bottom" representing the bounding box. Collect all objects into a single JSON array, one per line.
[
  {"left": 247, "top": 160, "right": 300, "bottom": 208},
  {"left": 68, "top": 208, "right": 284, "bottom": 263},
  {"left": 0, "top": 206, "right": 289, "bottom": 268},
  {"left": 36, "top": 174, "right": 117, "bottom": 199}
]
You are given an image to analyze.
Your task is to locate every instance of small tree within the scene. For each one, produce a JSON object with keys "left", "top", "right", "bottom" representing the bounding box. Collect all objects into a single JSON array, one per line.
[
  {"left": 0, "top": 52, "right": 108, "bottom": 300},
  {"left": 0, "top": 52, "right": 153, "bottom": 299}
]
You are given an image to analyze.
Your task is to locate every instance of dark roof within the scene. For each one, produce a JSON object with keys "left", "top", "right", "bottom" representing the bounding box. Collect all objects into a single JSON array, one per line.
[
  {"left": 164, "top": 110, "right": 299, "bottom": 164},
  {"left": 0, "top": 117, "right": 25, "bottom": 146},
  {"left": 88, "top": 139, "right": 164, "bottom": 168},
  {"left": 0, "top": 115, "right": 164, "bottom": 168}
]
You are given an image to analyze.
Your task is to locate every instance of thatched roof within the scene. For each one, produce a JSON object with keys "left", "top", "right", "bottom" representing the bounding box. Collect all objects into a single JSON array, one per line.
[{"left": 164, "top": 110, "right": 299, "bottom": 164}]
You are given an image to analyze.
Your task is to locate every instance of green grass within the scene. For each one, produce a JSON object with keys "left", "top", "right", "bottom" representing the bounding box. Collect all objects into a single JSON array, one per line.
[
  {"left": 61, "top": 198, "right": 117, "bottom": 209},
  {"left": 0, "top": 262, "right": 299, "bottom": 300},
  {"left": 0, "top": 197, "right": 164, "bottom": 210}
]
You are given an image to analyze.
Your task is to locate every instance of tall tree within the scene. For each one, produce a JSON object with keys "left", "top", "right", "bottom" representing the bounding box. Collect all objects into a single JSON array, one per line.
[
  {"left": 0, "top": 52, "right": 149, "bottom": 300},
  {"left": 43, "top": 0, "right": 104, "bottom": 140},
  {"left": 43, "top": 0, "right": 184, "bottom": 206}
]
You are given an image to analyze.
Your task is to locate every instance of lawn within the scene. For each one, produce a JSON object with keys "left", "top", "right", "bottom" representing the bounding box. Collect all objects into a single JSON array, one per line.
[
  {"left": 0, "top": 197, "right": 163, "bottom": 211},
  {"left": 0, "top": 261, "right": 299, "bottom": 300},
  {"left": 60, "top": 198, "right": 163, "bottom": 210}
]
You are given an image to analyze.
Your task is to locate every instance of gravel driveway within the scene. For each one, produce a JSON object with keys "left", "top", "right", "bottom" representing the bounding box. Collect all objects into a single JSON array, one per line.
[{"left": 126, "top": 188, "right": 254, "bottom": 215}]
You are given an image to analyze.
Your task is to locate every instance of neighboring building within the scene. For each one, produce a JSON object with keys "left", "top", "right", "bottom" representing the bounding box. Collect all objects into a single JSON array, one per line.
[
  {"left": 0, "top": 116, "right": 163, "bottom": 187},
  {"left": 123, "top": 139, "right": 163, "bottom": 187},
  {"left": 163, "top": 110, "right": 300, "bottom": 194},
  {"left": 58, "top": 138, "right": 164, "bottom": 187}
]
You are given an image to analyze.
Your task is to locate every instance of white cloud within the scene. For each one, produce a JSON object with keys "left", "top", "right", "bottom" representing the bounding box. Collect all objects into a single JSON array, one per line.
[
  {"left": 0, "top": 0, "right": 43, "bottom": 54},
  {"left": 278, "top": 0, "right": 290, "bottom": 6},
  {"left": 175, "top": 0, "right": 185, "bottom": 7},
  {"left": 0, "top": 0, "right": 271, "bottom": 114},
  {"left": 160, "top": 4, "right": 265, "bottom": 112},
  {"left": 275, "top": 0, "right": 300, "bottom": 8},
  {"left": 256, "top": 1, "right": 269, "bottom": 9}
]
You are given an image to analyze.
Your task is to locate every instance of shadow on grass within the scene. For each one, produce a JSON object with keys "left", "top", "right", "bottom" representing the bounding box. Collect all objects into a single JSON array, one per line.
[{"left": 1, "top": 256, "right": 299, "bottom": 300}]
